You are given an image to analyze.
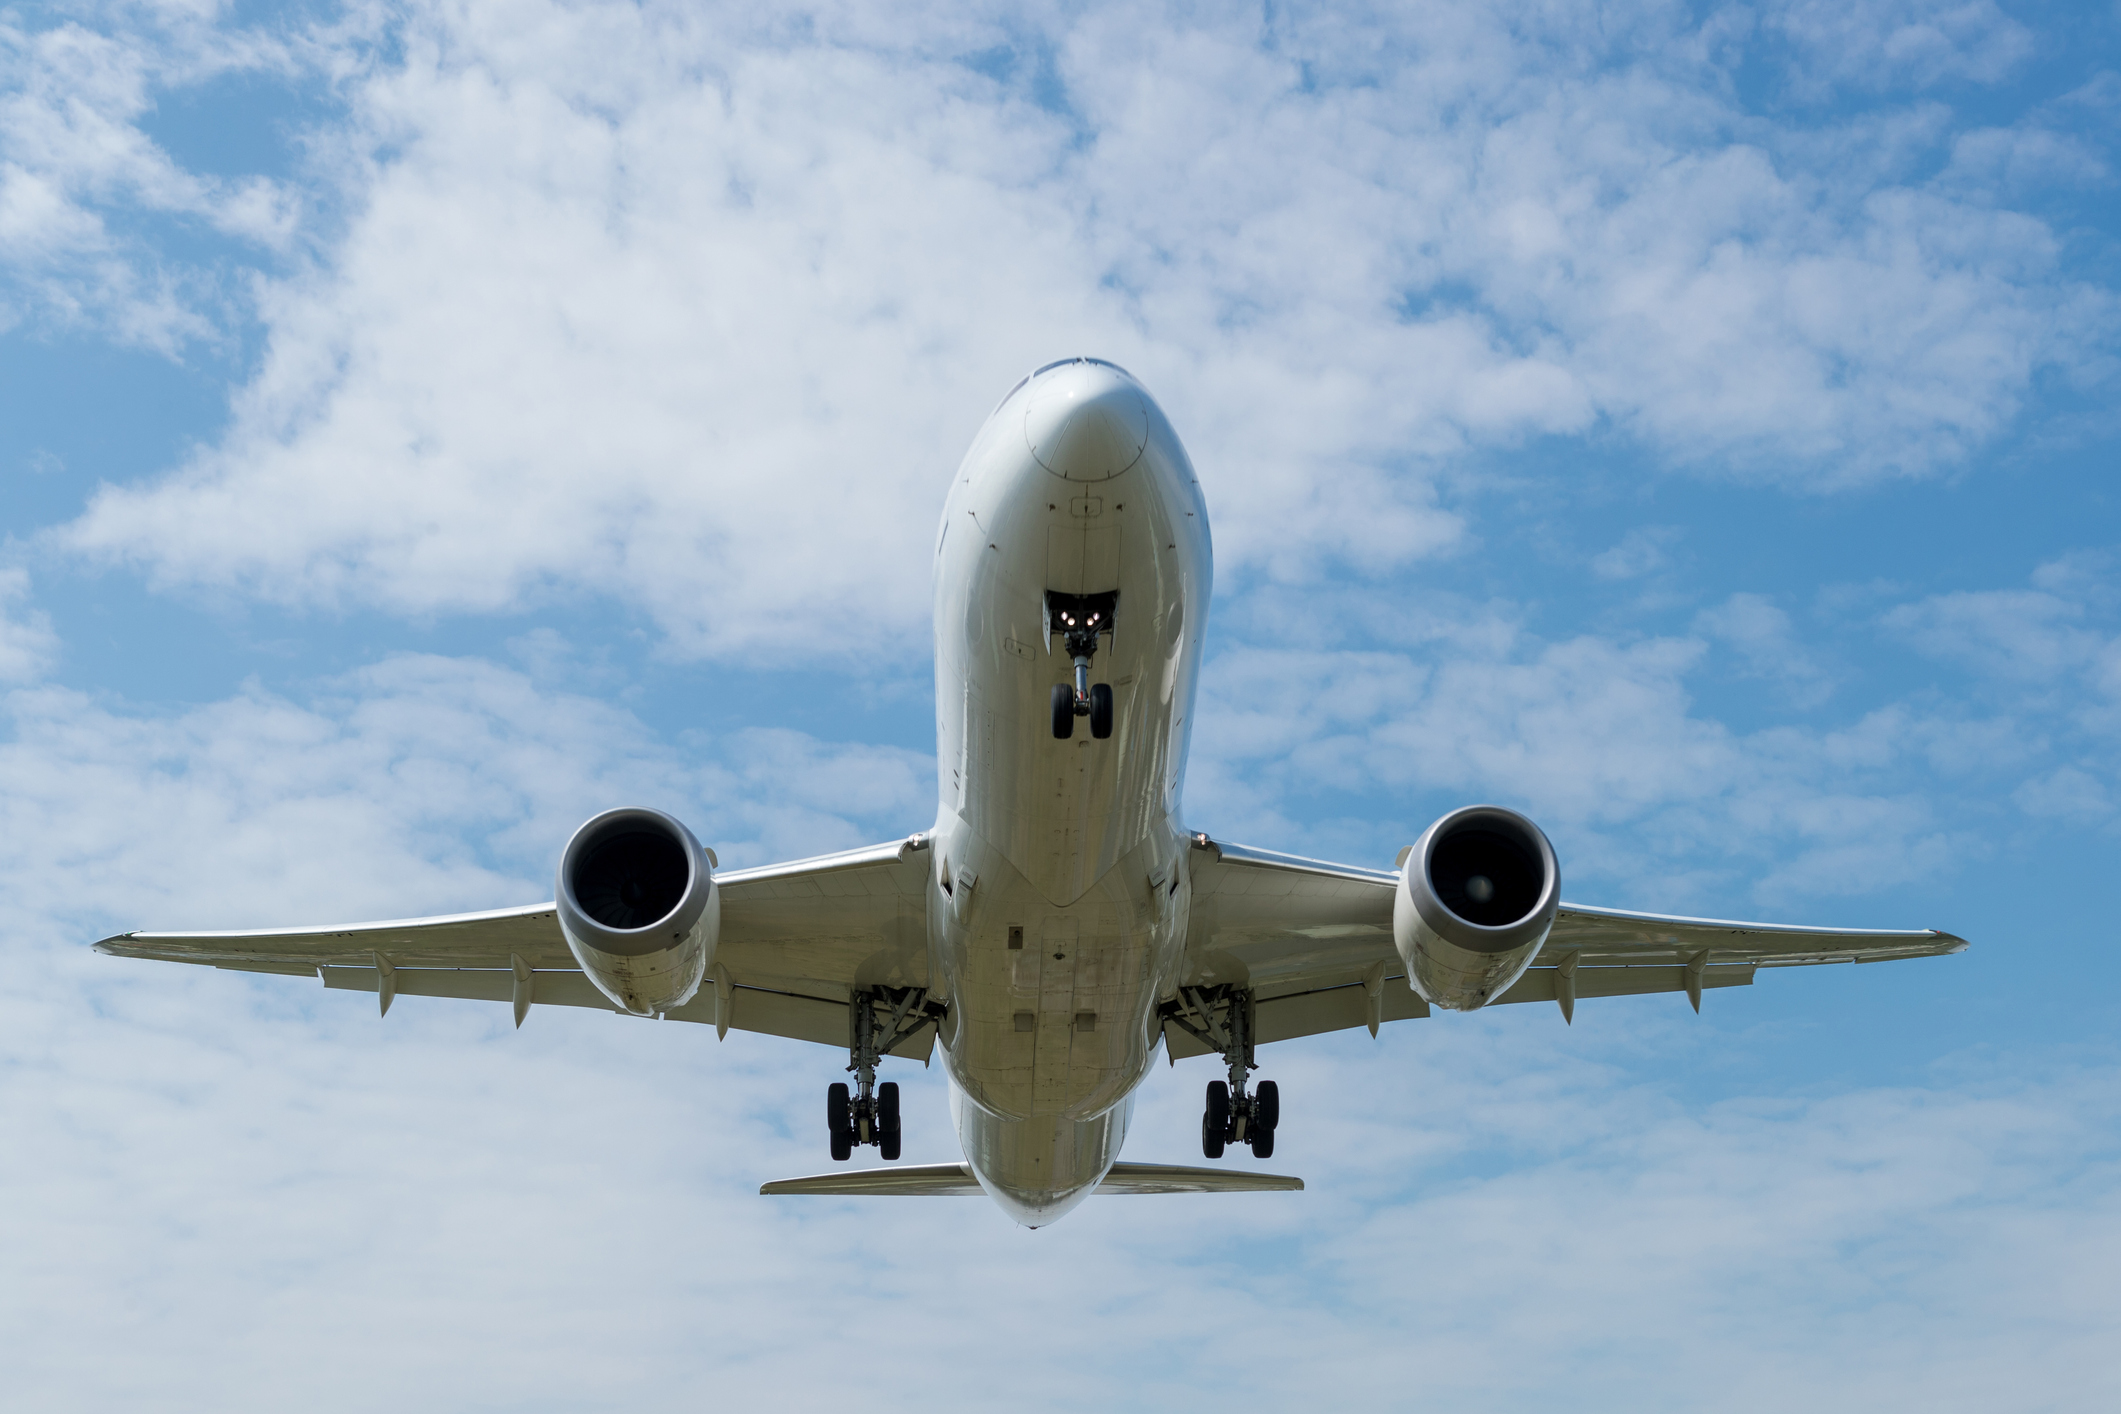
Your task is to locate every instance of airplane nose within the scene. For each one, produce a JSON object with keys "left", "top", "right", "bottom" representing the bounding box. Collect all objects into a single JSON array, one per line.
[{"left": 1023, "top": 362, "right": 1149, "bottom": 482}]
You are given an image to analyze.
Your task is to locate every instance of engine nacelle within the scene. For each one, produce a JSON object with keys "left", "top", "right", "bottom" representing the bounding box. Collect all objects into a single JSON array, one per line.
[
  {"left": 555, "top": 807, "right": 719, "bottom": 1016},
  {"left": 1393, "top": 804, "right": 1559, "bottom": 1012}
]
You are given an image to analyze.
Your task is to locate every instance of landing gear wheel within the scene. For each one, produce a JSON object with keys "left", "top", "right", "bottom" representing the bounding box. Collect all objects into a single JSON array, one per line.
[
  {"left": 1203, "top": 1080, "right": 1230, "bottom": 1159},
  {"left": 1051, "top": 684, "right": 1075, "bottom": 740},
  {"left": 1251, "top": 1125, "right": 1274, "bottom": 1159},
  {"left": 1089, "top": 683, "right": 1113, "bottom": 739},
  {"left": 827, "top": 1081, "right": 852, "bottom": 1162},
  {"left": 1255, "top": 1080, "right": 1279, "bottom": 1132},
  {"left": 878, "top": 1081, "right": 902, "bottom": 1161}
]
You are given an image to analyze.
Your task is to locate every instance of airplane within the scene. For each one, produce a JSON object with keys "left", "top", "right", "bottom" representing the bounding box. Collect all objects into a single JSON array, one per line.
[{"left": 96, "top": 357, "right": 1968, "bottom": 1227}]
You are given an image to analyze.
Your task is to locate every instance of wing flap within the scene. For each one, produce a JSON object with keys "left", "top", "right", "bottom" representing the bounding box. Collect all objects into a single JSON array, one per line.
[
  {"left": 312, "top": 964, "right": 935, "bottom": 1059},
  {"left": 1161, "top": 963, "right": 1757, "bottom": 1059},
  {"left": 1499, "top": 962, "right": 1756, "bottom": 1003},
  {"left": 1164, "top": 976, "right": 1431, "bottom": 1060},
  {"left": 214, "top": 959, "right": 329, "bottom": 977},
  {"left": 320, "top": 964, "right": 610, "bottom": 1010}
]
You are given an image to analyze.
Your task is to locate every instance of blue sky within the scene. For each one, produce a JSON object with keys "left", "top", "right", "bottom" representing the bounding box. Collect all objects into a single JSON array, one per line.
[{"left": 2, "top": 0, "right": 2118, "bottom": 1408}]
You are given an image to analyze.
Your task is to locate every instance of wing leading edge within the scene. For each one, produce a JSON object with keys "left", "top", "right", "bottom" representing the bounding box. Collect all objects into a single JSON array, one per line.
[{"left": 1168, "top": 836, "right": 1966, "bottom": 1057}]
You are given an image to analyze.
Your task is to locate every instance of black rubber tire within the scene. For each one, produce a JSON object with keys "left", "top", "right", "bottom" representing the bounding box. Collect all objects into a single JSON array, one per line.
[
  {"left": 829, "top": 1079, "right": 853, "bottom": 1162},
  {"left": 880, "top": 1119, "right": 902, "bottom": 1162},
  {"left": 1205, "top": 1080, "right": 1230, "bottom": 1135},
  {"left": 1201, "top": 1111, "right": 1226, "bottom": 1159},
  {"left": 1255, "top": 1080, "right": 1279, "bottom": 1132},
  {"left": 1251, "top": 1124, "right": 1275, "bottom": 1159},
  {"left": 1089, "top": 683, "right": 1113, "bottom": 738},
  {"left": 878, "top": 1082, "right": 899, "bottom": 1126},
  {"left": 1051, "top": 684, "right": 1075, "bottom": 739}
]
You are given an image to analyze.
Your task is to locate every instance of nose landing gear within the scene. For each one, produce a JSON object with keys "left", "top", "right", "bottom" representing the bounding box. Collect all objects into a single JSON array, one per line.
[{"left": 1046, "top": 590, "right": 1118, "bottom": 740}]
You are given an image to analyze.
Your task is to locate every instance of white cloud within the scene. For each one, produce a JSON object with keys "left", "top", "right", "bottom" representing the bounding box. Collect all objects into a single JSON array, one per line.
[
  {"left": 1181, "top": 564, "right": 2121, "bottom": 910},
  {"left": 1591, "top": 524, "right": 1683, "bottom": 580},
  {"left": 1183, "top": 555, "right": 2121, "bottom": 909},
  {"left": 39, "top": 0, "right": 2109, "bottom": 659},
  {"left": 0, "top": 6, "right": 304, "bottom": 348},
  {"left": 1192, "top": 642, "right": 1921, "bottom": 910},
  {"left": 1886, "top": 573, "right": 2113, "bottom": 687},
  {"left": 1769, "top": 0, "right": 2035, "bottom": 95},
  {"left": 1941, "top": 123, "right": 2111, "bottom": 198},
  {"left": 1695, "top": 591, "right": 1834, "bottom": 707},
  {"left": 0, "top": 568, "right": 55, "bottom": 681},
  {"left": 0, "top": 651, "right": 931, "bottom": 936},
  {"left": 2013, "top": 764, "right": 2111, "bottom": 821}
]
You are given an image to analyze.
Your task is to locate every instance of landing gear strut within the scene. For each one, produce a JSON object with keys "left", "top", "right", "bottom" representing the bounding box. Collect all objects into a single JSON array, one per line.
[
  {"left": 1164, "top": 985, "right": 1281, "bottom": 1159},
  {"left": 1047, "top": 590, "right": 1117, "bottom": 740},
  {"left": 825, "top": 986, "right": 936, "bottom": 1161}
]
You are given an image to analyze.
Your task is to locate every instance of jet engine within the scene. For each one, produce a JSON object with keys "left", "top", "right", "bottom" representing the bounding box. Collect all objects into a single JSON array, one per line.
[
  {"left": 1392, "top": 804, "right": 1559, "bottom": 1011},
  {"left": 555, "top": 807, "right": 720, "bottom": 1016}
]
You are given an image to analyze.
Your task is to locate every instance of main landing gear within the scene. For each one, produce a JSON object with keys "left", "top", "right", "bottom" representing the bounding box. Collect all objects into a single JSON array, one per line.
[
  {"left": 1164, "top": 985, "right": 1282, "bottom": 1159},
  {"left": 825, "top": 986, "right": 936, "bottom": 1162},
  {"left": 1047, "top": 590, "right": 1118, "bottom": 740}
]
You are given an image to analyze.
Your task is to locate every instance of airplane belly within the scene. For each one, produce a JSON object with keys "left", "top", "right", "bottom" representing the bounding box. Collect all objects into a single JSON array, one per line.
[{"left": 936, "top": 860, "right": 1184, "bottom": 1123}]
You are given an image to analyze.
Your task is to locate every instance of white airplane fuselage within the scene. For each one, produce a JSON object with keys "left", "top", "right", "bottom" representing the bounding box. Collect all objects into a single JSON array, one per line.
[{"left": 927, "top": 360, "right": 1211, "bottom": 1225}]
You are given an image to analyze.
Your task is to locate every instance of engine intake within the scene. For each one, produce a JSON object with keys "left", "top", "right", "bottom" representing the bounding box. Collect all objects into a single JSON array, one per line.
[
  {"left": 1393, "top": 805, "right": 1559, "bottom": 1011},
  {"left": 555, "top": 807, "right": 719, "bottom": 1016}
]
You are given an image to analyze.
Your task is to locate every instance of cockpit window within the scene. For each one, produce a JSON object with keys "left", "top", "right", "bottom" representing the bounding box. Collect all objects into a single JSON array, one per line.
[
  {"left": 997, "top": 358, "right": 1135, "bottom": 418},
  {"left": 1033, "top": 356, "right": 1133, "bottom": 378}
]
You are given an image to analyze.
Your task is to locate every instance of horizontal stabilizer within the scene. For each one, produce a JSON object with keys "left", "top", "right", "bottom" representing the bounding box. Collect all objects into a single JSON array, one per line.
[
  {"left": 759, "top": 1161, "right": 1303, "bottom": 1197},
  {"left": 1095, "top": 1162, "right": 1304, "bottom": 1193}
]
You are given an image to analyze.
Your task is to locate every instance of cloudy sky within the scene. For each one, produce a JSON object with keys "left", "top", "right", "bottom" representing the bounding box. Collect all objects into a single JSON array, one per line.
[{"left": 3, "top": 0, "right": 2118, "bottom": 1407}]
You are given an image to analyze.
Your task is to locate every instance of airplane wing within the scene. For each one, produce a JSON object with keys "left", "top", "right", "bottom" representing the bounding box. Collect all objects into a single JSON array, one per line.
[
  {"left": 93, "top": 834, "right": 939, "bottom": 1059},
  {"left": 1165, "top": 836, "right": 1968, "bottom": 1059}
]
